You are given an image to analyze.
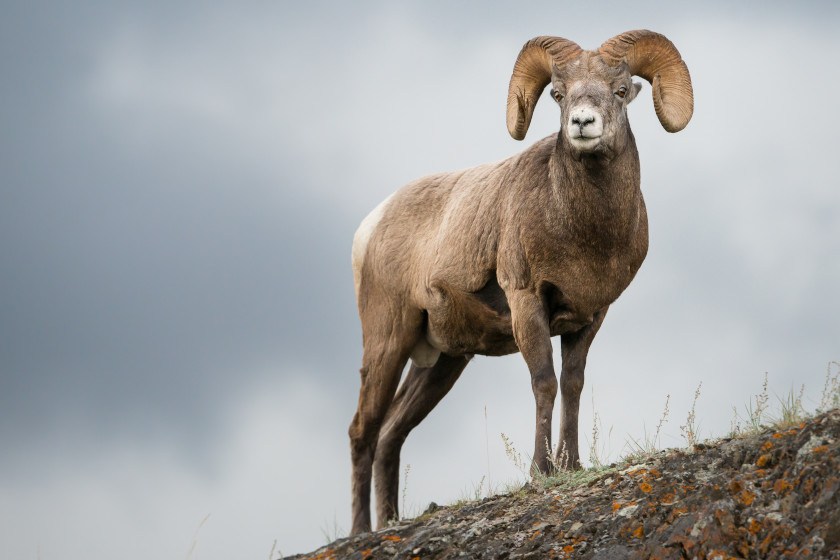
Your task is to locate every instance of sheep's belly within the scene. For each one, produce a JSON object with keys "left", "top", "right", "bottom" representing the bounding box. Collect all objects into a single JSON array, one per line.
[
  {"left": 419, "top": 286, "right": 596, "bottom": 360},
  {"left": 423, "top": 320, "right": 520, "bottom": 359},
  {"left": 549, "top": 312, "right": 593, "bottom": 336},
  {"left": 417, "top": 278, "right": 516, "bottom": 359}
]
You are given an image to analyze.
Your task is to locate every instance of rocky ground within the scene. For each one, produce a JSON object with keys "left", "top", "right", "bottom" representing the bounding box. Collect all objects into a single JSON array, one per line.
[{"left": 287, "top": 409, "right": 840, "bottom": 559}]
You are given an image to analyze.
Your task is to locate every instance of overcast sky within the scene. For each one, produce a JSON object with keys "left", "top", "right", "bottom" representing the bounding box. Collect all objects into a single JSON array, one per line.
[{"left": 1, "top": 1, "right": 839, "bottom": 558}]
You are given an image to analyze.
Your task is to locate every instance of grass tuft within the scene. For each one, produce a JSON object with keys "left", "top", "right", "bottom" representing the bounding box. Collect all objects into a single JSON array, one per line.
[
  {"left": 680, "top": 382, "right": 702, "bottom": 448},
  {"left": 319, "top": 514, "right": 346, "bottom": 545},
  {"left": 818, "top": 361, "right": 840, "bottom": 413},
  {"left": 501, "top": 432, "right": 530, "bottom": 478},
  {"left": 625, "top": 393, "right": 670, "bottom": 461},
  {"left": 771, "top": 384, "right": 806, "bottom": 430},
  {"left": 586, "top": 388, "right": 614, "bottom": 470},
  {"left": 743, "top": 371, "right": 770, "bottom": 434}
]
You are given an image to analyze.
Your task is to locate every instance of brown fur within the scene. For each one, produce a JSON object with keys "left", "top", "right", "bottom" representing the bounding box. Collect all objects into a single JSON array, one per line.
[{"left": 349, "top": 34, "right": 691, "bottom": 534}]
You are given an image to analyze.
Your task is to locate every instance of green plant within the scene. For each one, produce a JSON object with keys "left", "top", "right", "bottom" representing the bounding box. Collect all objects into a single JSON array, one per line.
[{"left": 771, "top": 384, "right": 806, "bottom": 429}]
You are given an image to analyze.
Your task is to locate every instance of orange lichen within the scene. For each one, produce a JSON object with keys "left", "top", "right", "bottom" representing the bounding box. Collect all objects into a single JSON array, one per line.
[
  {"left": 774, "top": 479, "right": 793, "bottom": 495},
  {"left": 639, "top": 482, "right": 653, "bottom": 493},
  {"left": 763, "top": 440, "right": 775, "bottom": 449},
  {"left": 659, "top": 491, "right": 676, "bottom": 504},
  {"left": 381, "top": 535, "right": 401, "bottom": 542},
  {"left": 749, "top": 518, "right": 763, "bottom": 535},
  {"left": 757, "top": 454, "right": 771, "bottom": 467},
  {"left": 632, "top": 525, "right": 644, "bottom": 538},
  {"left": 738, "top": 490, "right": 756, "bottom": 506},
  {"left": 707, "top": 549, "right": 739, "bottom": 560},
  {"left": 562, "top": 545, "right": 575, "bottom": 553},
  {"left": 666, "top": 506, "right": 689, "bottom": 523}
]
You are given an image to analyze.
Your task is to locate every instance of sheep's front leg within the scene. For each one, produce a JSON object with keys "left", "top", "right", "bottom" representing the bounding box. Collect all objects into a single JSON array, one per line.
[
  {"left": 509, "top": 290, "right": 556, "bottom": 476},
  {"left": 557, "top": 307, "right": 608, "bottom": 470}
]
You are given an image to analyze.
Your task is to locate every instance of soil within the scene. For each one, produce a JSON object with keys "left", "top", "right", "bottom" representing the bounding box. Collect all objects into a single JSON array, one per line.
[{"left": 286, "top": 408, "right": 840, "bottom": 559}]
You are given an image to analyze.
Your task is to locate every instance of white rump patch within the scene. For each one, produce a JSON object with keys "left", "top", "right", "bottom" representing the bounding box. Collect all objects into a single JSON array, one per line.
[{"left": 351, "top": 192, "right": 396, "bottom": 299}]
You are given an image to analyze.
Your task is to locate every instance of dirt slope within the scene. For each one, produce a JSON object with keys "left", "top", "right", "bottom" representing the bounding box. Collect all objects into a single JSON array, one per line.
[{"left": 287, "top": 409, "right": 840, "bottom": 559}]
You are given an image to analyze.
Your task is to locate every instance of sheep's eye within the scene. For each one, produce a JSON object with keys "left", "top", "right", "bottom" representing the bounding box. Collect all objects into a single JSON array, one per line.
[
  {"left": 616, "top": 86, "right": 627, "bottom": 98},
  {"left": 551, "top": 89, "right": 563, "bottom": 102}
]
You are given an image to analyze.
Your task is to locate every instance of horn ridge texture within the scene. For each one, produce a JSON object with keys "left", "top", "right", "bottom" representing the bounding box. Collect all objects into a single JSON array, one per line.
[
  {"left": 598, "top": 30, "right": 694, "bottom": 132},
  {"left": 506, "top": 36, "right": 581, "bottom": 140}
]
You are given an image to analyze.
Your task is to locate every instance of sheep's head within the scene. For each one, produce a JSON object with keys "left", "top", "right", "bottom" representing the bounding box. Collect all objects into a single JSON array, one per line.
[{"left": 506, "top": 31, "right": 693, "bottom": 155}]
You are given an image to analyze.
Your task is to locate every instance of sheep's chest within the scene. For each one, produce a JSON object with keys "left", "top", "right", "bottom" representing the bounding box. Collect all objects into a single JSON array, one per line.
[{"left": 544, "top": 242, "right": 646, "bottom": 334}]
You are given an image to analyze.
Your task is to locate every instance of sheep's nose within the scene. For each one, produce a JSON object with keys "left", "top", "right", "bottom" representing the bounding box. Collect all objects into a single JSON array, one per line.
[{"left": 572, "top": 115, "right": 595, "bottom": 128}]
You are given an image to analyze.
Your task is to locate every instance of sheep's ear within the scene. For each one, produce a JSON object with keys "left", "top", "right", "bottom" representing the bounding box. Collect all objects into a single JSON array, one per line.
[{"left": 626, "top": 81, "right": 643, "bottom": 104}]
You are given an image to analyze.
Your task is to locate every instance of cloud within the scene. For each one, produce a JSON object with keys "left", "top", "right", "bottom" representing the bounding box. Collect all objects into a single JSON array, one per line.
[
  {"left": 0, "top": 374, "right": 352, "bottom": 559},
  {"left": 1, "top": 2, "right": 838, "bottom": 558}
]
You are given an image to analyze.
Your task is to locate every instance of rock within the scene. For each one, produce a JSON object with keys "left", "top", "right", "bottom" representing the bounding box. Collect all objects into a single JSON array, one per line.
[{"left": 284, "top": 409, "right": 840, "bottom": 560}]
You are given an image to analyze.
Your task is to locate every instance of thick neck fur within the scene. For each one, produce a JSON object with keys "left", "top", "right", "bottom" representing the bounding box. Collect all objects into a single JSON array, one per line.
[{"left": 548, "top": 129, "right": 642, "bottom": 248}]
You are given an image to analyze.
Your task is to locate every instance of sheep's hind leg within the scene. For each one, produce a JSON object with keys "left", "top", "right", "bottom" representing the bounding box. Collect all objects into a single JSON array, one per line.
[
  {"left": 557, "top": 307, "right": 608, "bottom": 470},
  {"left": 373, "top": 353, "right": 471, "bottom": 526},
  {"left": 349, "top": 314, "right": 420, "bottom": 535}
]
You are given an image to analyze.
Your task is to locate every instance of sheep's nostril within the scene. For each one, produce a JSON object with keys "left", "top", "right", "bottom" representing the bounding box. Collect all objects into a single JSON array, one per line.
[{"left": 572, "top": 115, "right": 595, "bottom": 128}]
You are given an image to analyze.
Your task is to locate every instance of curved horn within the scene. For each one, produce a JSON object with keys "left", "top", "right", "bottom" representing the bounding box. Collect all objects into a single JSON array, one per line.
[
  {"left": 599, "top": 30, "right": 693, "bottom": 132},
  {"left": 507, "top": 36, "right": 581, "bottom": 140}
]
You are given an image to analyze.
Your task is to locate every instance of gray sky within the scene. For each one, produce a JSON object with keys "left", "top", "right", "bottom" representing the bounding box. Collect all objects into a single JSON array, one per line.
[{"left": 1, "top": 1, "right": 839, "bottom": 558}]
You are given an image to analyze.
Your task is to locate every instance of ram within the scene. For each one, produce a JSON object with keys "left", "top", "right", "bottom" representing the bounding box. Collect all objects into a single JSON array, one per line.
[{"left": 348, "top": 30, "right": 693, "bottom": 534}]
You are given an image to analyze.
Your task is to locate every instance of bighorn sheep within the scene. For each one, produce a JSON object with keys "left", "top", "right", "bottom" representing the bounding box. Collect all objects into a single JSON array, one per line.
[{"left": 349, "top": 30, "right": 693, "bottom": 534}]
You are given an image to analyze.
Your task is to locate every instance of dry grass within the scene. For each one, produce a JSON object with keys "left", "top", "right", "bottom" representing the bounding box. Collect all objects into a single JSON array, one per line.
[
  {"left": 186, "top": 514, "right": 211, "bottom": 560},
  {"left": 625, "top": 393, "right": 670, "bottom": 461},
  {"left": 680, "top": 382, "right": 702, "bottom": 448}
]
